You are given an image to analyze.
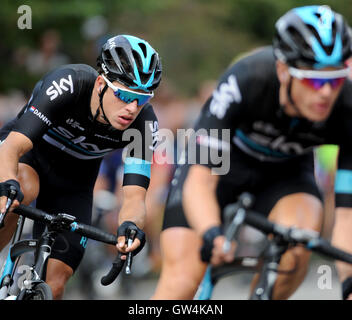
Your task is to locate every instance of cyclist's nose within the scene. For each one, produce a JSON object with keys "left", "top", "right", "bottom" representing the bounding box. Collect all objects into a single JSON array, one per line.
[
  {"left": 125, "top": 100, "right": 138, "bottom": 114},
  {"left": 318, "top": 82, "right": 334, "bottom": 97}
]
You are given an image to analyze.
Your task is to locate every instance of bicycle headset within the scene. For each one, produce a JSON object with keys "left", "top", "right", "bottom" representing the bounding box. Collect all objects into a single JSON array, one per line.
[
  {"left": 272, "top": 5, "right": 352, "bottom": 118},
  {"left": 94, "top": 35, "right": 162, "bottom": 127}
]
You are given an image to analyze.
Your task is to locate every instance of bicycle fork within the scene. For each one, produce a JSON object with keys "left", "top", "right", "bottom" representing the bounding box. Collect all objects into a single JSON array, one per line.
[
  {"left": 0, "top": 215, "right": 26, "bottom": 299},
  {"left": 250, "top": 236, "right": 288, "bottom": 300}
]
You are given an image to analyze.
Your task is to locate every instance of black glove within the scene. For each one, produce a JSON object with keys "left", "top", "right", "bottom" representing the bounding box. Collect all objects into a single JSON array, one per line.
[
  {"left": 342, "top": 277, "right": 352, "bottom": 300},
  {"left": 117, "top": 221, "right": 146, "bottom": 256},
  {"left": 0, "top": 179, "right": 24, "bottom": 203},
  {"left": 200, "top": 225, "right": 223, "bottom": 262}
]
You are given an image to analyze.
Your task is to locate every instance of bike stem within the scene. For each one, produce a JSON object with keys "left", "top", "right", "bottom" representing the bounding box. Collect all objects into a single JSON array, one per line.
[{"left": 249, "top": 235, "right": 288, "bottom": 300}]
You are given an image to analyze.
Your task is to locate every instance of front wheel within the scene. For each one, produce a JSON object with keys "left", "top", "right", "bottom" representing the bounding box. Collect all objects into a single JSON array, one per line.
[{"left": 17, "top": 282, "right": 53, "bottom": 300}]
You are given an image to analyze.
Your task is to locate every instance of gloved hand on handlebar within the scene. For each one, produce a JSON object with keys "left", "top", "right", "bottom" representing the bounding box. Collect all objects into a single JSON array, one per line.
[
  {"left": 0, "top": 179, "right": 24, "bottom": 213},
  {"left": 116, "top": 221, "right": 146, "bottom": 257},
  {"left": 200, "top": 225, "right": 237, "bottom": 266}
]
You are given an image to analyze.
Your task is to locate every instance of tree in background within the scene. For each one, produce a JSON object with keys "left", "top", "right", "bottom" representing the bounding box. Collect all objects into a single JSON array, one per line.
[{"left": 1, "top": 0, "right": 351, "bottom": 97}]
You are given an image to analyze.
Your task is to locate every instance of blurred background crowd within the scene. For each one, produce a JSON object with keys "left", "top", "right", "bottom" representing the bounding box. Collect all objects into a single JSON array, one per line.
[{"left": 0, "top": 0, "right": 352, "bottom": 299}]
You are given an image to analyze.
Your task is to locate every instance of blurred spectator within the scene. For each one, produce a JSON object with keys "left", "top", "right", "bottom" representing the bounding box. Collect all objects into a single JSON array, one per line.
[
  {"left": 186, "top": 79, "right": 216, "bottom": 128},
  {"left": 25, "top": 29, "right": 70, "bottom": 75},
  {"left": 81, "top": 16, "right": 108, "bottom": 41},
  {"left": 0, "top": 90, "right": 26, "bottom": 126},
  {"left": 93, "top": 150, "right": 124, "bottom": 238},
  {"left": 81, "top": 16, "right": 110, "bottom": 64}
]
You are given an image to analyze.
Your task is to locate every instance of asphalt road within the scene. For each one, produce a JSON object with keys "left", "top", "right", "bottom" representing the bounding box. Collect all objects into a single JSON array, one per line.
[
  {"left": 0, "top": 246, "right": 342, "bottom": 300},
  {"left": 64, "top": 256, "right": 342, "bottom": 300}
]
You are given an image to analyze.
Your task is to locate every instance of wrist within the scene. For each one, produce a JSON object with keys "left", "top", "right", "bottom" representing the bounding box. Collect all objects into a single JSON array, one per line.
[
  {"left": 197, "top": 222, "right": 222, "bottom": 237},
  {"left": 202, "top": 225, "right": 223, "bottom": 239},
  {"left": 200, "top": 225, "right": 223, "bottom": 263}
]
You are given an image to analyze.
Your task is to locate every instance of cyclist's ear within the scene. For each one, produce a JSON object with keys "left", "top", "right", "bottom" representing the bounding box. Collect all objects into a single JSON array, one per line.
[
  {"left": 96, "top": 75, "right": 106, "bottom": 92},
  {"left": 276, "top": 60, "right": 290, "bottom": 84}
]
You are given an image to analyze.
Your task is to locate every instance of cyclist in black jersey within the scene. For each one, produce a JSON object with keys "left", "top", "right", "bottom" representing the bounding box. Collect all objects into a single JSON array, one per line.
[
  {"left": 152, "top": 5, "right": 352, "bottom": 300},
  {"left": 0, "top": 34, "right": 162, "bottom": 299}
]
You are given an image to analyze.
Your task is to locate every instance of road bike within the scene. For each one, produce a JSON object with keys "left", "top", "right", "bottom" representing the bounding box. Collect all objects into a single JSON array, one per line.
[
  {"left": 196, "top": 193, "right": 352, "bottom": 300},
  {"left": 0, "top": 204, "right": 133, "bottom": 300}
]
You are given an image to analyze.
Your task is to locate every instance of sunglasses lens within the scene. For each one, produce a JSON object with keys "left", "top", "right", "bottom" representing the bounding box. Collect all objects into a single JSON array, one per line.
[
  {"left": 330, "top": 78, "right": 346, "bottom": 88},
  {"left": 301, "top": 77, "right": 346, "bottom": 90},
  {"left": 115, "top": 89, "right": 152, "bottom": 106}
]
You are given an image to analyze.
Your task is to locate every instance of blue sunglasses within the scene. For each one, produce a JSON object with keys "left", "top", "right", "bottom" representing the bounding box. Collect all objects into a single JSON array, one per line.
[{"left": 102, "top": 75, "right": 154, "bottom": 106}]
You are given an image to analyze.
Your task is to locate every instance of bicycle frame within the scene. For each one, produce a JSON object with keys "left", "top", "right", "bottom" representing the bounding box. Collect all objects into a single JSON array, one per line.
[
  {"left": 196, "top": 193, "right": 302, "bottom": 300},
  {"left": 0, "top": 218, "right": 57, "bottom": 299},
  {"left": 249, "top": 236, "right": 289, "bottom": 300},
  {"left": 0, "top": 215, "right": 26, "bottom": 297},
  {"left": 196, "top": 256, "right": 260, "bottom": 300},
  {"left": 0, "top": 205, "right": 121, "bottom": 300},
  {"left": 198, "top": 192, "right": 352, "bottom": 300}
]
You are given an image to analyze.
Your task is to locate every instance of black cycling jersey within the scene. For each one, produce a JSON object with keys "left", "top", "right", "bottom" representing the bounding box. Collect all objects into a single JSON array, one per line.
[
  {"left": 162, "top": 46, "right": 352, "bottom": 232},
  {"left": 3, "top": 64, "right": 158, "bottom": 189},
  {"left": 191, "top": 46, "right": 352, "bottom": 208},
  {"left": 0, "top": 64, "right": 158, "bottom": 270}
]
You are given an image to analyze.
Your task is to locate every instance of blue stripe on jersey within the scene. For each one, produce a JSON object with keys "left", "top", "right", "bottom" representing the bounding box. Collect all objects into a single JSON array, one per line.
[
  {"left": 235, "top": 129, "right": 288, "bottom": 158},
  {"left": 124, "top": 157, "right": 151, "bottom": 178},
  {"left": 48, "top": 129, "right": 111, "bottom": 156},
  {"left": 335, "top": 170, "right": 352, "bottom": 194}
]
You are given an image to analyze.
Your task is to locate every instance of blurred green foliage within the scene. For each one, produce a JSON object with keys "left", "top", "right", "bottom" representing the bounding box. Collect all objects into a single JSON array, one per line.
[{"left": 1, "top": 0, "right": 352, "bottom": 98}]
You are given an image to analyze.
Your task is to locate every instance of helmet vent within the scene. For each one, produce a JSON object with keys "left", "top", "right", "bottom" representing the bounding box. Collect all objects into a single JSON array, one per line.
[
  {"left": 138, "top": 43, "right": 148, "bottom": 58},
  {"left": 288, "top": 26, "right": 311, "bottom": 52},
  {"left": 273, "top": 6, "right": 352, "bottom": 67},
  {"left": 116, "top": 47, "right": 133, "bottom": 74},
  {"left": 97, "top": 35, "right": 162, "bottom": 91},
  {"left": 148, "top": 54, "right": 156, "bottom": 73},
  {"left": 132, "top": 50, "right": 144, "bottom": 72},
  {"left": 306, "top": 24, "right": 335, "bottom": 55}
]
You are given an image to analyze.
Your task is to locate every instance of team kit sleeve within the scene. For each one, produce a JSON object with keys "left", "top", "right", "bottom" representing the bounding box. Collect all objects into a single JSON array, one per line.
[
  {"left": 335, "top": 146, "right": 352, "bottom": 208},
  {"left": 12, "top": 67, "right": 78, "bottom": 143},
  {"left": 122, "top": 105, "right": 159, "bottom": 189}
]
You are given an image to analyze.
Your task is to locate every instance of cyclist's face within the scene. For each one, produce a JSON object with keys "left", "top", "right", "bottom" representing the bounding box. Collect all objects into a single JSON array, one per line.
[
  {"left": 277, "top": 62, "right": 346, "bottom": 122},
  {"left": 95, "top": 76, "right": 145, "bottom": 130}
]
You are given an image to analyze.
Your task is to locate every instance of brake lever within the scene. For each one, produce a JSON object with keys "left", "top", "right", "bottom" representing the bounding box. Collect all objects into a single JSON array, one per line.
[
  {"left": 0, "top": 188, "right": 17, "bottom": 228},
  {"left": 125, "top": 229, "right": 136, "bottom": 275},
  {"left": 223, "top": 207, "right": 246, "bottom": 253}
]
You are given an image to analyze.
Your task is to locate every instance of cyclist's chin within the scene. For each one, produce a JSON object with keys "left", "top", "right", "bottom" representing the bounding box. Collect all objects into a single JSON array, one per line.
[{"left": 302, "top": 104, "right": 334, "bottom": 122}]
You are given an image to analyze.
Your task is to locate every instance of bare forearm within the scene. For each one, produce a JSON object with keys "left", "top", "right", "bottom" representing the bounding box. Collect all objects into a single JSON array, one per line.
[
  {"left": 0, "top": 144, "right": 21, "bottom": 181},
  {"left": 183, "top": 165, "right": 220, "bottom": 236},
  {"left": 0, "top": 132, "right": 33, "bottom": 181},
  {"left": 118, "top": 185, "right": 147, "bottom": 229}
]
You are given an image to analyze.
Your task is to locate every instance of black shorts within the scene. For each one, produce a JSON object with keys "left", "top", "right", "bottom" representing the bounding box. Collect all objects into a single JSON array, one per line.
[
  {"left": 162, "top": 147, "right": 322, "bottom": 231},
  {"left": 0, "top": 124, "right": 101, "bottom": 271}
]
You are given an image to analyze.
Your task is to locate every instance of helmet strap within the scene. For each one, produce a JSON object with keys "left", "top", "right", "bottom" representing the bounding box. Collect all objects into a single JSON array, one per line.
[
  {"left": 284, "top": 76, "right": 305, "bottom": 118},
  {"left": 95, "top": 84, "right": 112, "bottom": 126}
]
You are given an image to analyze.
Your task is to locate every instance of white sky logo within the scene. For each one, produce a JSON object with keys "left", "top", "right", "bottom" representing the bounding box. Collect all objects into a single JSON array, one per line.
[
  {"left": 209, "top": 74, "right": 242, "bottom": 119},
  {"left": 46, "top": 75, "right": 74, "bottom": 101}
]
